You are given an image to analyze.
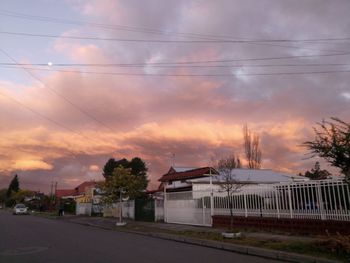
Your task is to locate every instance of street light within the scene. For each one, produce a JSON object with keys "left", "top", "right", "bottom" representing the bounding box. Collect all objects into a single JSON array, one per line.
[{"left": 116, "top": 187, "right": 127, "bottom": 226}]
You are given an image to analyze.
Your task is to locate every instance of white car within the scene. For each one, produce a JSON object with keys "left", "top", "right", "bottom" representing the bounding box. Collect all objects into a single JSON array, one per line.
[{"left": 13, "top": 204, "right": 29, "bottom": 215}]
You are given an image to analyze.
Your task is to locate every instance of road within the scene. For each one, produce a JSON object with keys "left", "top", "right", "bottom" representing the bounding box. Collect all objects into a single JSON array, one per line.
[{"left": 0, "top": 211, "right": 281, "bottom": 263}]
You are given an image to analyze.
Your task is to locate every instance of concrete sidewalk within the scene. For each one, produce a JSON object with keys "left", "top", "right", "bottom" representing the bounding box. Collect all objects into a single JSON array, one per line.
[
  {"left": 65, "top": 216, "right": 317, "bottom": 243},
  {"left": 59, "top": 215, "right": 339, "bottom": 263}
]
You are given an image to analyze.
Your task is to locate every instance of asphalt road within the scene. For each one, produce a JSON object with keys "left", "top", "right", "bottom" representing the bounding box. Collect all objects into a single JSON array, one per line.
[{"left": 0, "top": 211, "right": 282, "bottom": 263}]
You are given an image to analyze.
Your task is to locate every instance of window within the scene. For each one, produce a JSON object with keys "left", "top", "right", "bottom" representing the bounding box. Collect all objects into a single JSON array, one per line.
[{"left": 168, "top": 181, "right": 173, "bottom": 185}]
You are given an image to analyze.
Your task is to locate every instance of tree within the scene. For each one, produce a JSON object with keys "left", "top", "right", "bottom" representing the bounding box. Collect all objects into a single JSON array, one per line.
[
  {"left": 102, "top": 157, "right": 148, "bottom": 187},
  {"left": 215, "top": 154, "right": 244, "bottom": 230},
  {"left": 300, "top": 162, "right": 331, "bottom": 180},
  {"left": 100, "top": 166, "right": 149, "bottom": 204},
  {"left": 0, "top": 189, "right": 6, "bottom": 204},
  {"left": 303, "top": 118, "right": 350, "bottom": 182},
  {"left": 243, "top": 124, "right": 262, "bottom": 169},
  {"left": 11, "top": 190, "right": 35, "bottom": 203},
  {"left": 103, "top": 158, "right": 117, "bottom": 178},
  {"left": 6, "top": 174, "right": 19, "bottom": 198}
]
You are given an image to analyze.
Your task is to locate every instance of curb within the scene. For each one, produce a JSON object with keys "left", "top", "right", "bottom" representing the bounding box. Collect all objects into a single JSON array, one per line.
[{"left": 69, "top": 220, "right": 340, "bottom": 263}]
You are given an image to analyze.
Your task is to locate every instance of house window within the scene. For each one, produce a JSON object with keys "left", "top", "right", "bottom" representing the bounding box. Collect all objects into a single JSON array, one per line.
[
  {"left": 181, "top": 180, "right": 186, "bottom": 183},
  {"left": 168, "top": 181, "right": 173, "bottom": 185}
]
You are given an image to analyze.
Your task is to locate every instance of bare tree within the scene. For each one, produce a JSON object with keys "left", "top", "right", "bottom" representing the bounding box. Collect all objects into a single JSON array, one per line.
[
  {"left": 215, "top": 154, "right": 244, "bottom": 230},
  {"left": 243, "top": 124, "right": 262, "bottom": 169}
]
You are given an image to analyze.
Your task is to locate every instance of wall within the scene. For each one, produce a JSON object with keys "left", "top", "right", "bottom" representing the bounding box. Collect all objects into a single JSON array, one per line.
[{"left": 212, "top": 215, "right": 350, "bottom": 234}]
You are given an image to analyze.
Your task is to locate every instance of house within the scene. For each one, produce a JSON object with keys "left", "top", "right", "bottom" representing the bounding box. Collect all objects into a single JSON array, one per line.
[
  {"left": 187, "top": 168, "right": 308, "bottom": 198},
  {"left": 55, "top": 181, "right": 97, "bottom": 201},
  {"left": 158, "top": 166, "right": 218, "bottom": 192}
]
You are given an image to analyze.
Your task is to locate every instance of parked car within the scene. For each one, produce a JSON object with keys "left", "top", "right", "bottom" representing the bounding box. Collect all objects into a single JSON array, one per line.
[{"left": 13, "top": 204, "right": 29, "bottom": 215}]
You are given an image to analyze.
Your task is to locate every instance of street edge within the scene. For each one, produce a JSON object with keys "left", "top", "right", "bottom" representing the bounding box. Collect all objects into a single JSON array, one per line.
[{"left": 70, "top": 220, "right": 341, "bottom": 263}]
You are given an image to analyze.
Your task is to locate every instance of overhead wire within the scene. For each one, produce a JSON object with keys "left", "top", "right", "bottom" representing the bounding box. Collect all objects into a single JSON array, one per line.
[
  {"left": 0, "top": 9, "right": 348, "bottom": 55},
  {"left": 1, "top": 65, "right": 350, "bottom": 77},
  {"left": 1, "top": 31, "right": 350, "bottom": 43},
  {"left": 0, "top": 48, "right": 116, "bottom": 133}
]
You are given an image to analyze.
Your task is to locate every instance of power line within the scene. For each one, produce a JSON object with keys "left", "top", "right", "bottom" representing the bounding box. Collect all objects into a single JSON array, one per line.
[
  {"left": 2, "top": 31, "right": 350, "bottom": 43},
  {"left": 0, "top": 9, "right": 347, "bottom": 54},
  {"left": 0, "top": 89, "right": 96, "bottom": 143},
  {"left": 0, "top": 48, "right": 116, "bottom": 133},
  {"left": 2, "top": 65, "right": 350, "bottom": 77},
  {"left": 1, "top": 62, "right": 349, "bottom": 69},
  {"left": 0, "top": 51, "right": 348, "bottom": 70},
  {"left": 1, "top": 9, "right": 350, "bottom": 43}
]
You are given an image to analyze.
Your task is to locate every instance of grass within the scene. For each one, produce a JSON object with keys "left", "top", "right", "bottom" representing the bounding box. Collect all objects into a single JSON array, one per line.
[
  {"left": 174, "top": 231, "right": 348, "bottom": 261},
  {"left": 115, "top": 223, "right": 348, "bottom": 261}
]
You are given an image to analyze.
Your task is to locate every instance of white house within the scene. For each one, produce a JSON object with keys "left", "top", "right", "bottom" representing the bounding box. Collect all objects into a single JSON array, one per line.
[
  {"left": 188, "top": 168, "right": 308, "bottom": 198},
  {"left": 158, "top": 166, "right": 219, "bottom": 192}
]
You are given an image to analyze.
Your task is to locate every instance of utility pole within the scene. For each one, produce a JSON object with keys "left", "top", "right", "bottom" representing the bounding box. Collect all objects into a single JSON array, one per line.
[
  {"left": 49, "top": 182, "right": 53, "bottom": 211},
  {"left": 54, "top": 182, "right": 57, "bottom": 202}
]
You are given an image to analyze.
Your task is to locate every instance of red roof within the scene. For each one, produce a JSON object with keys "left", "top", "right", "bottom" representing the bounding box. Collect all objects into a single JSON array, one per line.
[
  {"left": 159, "top": 167, "right": 218, "bottom": 182},
  {"left": 75, "top": 181, "right": 96, "bottom": 195},
  {"left": 55, "top": 181, "right": 96, "bottom": 198},
  {"left": 55, "top": 189, "right": 77, "bottom": 198}
]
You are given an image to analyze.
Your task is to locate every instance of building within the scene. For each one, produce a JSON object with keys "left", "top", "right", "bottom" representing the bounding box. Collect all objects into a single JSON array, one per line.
[
  {"left": 188, "top": 168, "right": 308, "bottom": 198},
  {"left": 55, "top": 181, "right": 97, "bottom": 201},
  {"left": 158, "top": 166, "right": 218, "bottom": 192}
]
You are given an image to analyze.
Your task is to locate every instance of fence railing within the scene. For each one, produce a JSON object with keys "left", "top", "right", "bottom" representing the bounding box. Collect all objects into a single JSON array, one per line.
[{"left": 165, "top": 180, "right": 350, "bottom": 226}]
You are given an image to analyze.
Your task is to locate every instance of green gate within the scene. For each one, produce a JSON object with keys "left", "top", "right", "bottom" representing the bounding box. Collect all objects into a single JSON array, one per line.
[{"left": 135, "top": 198, "right": 155, "bottom": 222}]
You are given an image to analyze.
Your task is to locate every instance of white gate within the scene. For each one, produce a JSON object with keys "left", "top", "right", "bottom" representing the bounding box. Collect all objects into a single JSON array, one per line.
[
  {"left": 165, "top": 191, "right": 211, "bottom": 226},
  {"left": 76, "top": 203, "right": 92, "bottom": 216}
]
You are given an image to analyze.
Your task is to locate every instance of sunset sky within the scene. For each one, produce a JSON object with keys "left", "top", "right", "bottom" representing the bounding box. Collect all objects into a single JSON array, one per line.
[{"left": 0, "top": 0, "right": 349, "bottom": 192}]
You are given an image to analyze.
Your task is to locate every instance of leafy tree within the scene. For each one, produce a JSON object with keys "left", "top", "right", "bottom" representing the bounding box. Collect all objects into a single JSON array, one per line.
[
  {"left": 0, "top": 189, "right": 6, "bottom": 204},
  {"left": 215, "top": 154, "right": 244, "bottom": 231},
  {"left": 6, "top": 174, "right": 19, "bottom": 198},
  {"left": 11, "top": 190, "right": 35, "bottom": 203},
  {"left": 300, "top": 162, "right": 331, "bottom": 180},
  {"left": 304, "top": 118, "right": 350, "bottom": 182},
  {"left": 102, "top": 157, "right": 148, "bottom": 185},
  {"left": 103, "top": 158, "right": 117, "bottom": 178},
  {"left": 243, "top": 124, "right": 262, "bottom": 169},
  {"left": 99, "top": 166, "right": 148, "bottom": 204}
]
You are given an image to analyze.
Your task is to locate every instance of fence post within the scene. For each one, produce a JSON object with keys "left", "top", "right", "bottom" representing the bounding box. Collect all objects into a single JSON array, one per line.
[
  {"left": 316, "top": 182, "right": 325, "bottom": 220},
  {"left": 202, "top": 197, "right": 205, "bottom": 225},
  {"left": 244, "top": 191, "right": 248, "bottom": 218},
  {"left": 287, "top": 184, "right": 294, "bottom": 219},
  {"left": 163, "top": 186, "right": 167, "bottom": 223},
  {"left": 275, "top": 189, "right": 280, "bottom": 219}
]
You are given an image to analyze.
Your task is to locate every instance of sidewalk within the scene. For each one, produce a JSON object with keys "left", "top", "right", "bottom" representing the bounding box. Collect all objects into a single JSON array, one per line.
[
  {"left": 66, "top": 216, "right": 316, "bottom": 243},
  {"left": 60, "top": 215, "right": 341, "bottom": 263}
]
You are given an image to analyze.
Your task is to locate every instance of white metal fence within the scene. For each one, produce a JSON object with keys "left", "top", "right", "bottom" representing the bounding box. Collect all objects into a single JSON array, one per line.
[{"left": 164, "top": 180, "right": 350, "bottom": 226}]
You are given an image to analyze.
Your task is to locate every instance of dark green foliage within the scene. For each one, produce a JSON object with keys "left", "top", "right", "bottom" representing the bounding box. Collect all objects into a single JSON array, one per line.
[
  {"left": 304, "top": 118, "right": 350, "bottom": 182},
  {"left": 6, "top": 174, "right": 19, "bottom": 198},
  {"left": 103, "top": 158, "right": 117, "bottom": 178},
  {"left": 100, "top": 166, "right": 148, "bottom": 203},
  {"left": 102, "top": 157, "right": 148, "bottom": 188},
  {"left": 300, "top": 162, "right": 331, "bottom": 180},
  {"left": 0, "top": 189, "right": 6, "bottom": 204}
]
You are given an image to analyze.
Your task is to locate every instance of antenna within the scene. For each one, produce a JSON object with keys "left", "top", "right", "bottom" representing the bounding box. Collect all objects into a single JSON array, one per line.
[{"left": 172, "top": 153, "right": 175, "bottom": 167}]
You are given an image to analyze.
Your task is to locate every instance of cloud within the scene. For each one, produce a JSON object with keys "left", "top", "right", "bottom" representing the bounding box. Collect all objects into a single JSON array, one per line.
[{"left": 1, "top": 0, "right": 350, "bottom": 191}]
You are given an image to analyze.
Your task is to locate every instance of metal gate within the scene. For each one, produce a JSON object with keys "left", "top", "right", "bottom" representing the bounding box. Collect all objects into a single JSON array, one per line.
[
  {"left": 135, "top": 198, "right": 155, "bottom": 222},
  {"left": 165, "top": 191, "right": 211, "bottom": 226}
]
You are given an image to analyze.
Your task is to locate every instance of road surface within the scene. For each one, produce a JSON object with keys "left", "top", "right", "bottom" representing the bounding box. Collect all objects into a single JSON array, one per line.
[{"left": 0, "top": 211, "right": 281, "bottom": 263}]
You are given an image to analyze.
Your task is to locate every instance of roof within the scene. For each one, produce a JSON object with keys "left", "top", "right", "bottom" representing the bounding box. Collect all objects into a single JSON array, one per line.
[
  {"left": 159, "top": 166, "right": 218, "bottom": 182},
  {"left": 55, "top": 189, "right": 77, "bottom": 198},
  {"left": 55, "top": 181, "right": 97, "bottom": 198},
  {"left": 75, "top": 181, "right": 96, "bottom": 195},
  {"left": 173, "top": 167, "right": 198, "bottom": 173},
  {"left": 189, "top": 168, "right": 308, "bottom": 184}
]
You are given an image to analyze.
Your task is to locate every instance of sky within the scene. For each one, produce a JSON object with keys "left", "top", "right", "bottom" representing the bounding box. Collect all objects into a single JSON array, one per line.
[{"left": 0, "top": 0, "right": 349, "bottom": 192}]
